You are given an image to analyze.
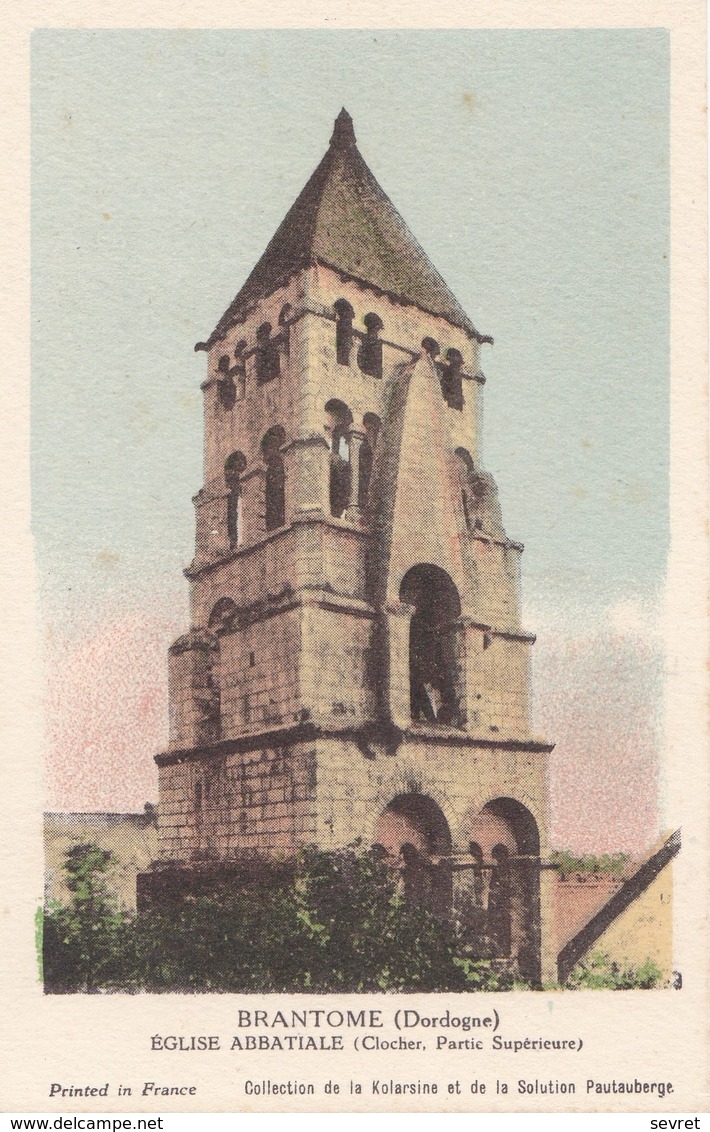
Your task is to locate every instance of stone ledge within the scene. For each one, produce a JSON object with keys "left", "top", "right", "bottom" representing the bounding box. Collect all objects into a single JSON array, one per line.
[{"left": 156, "top": 720, "right": 554, "bottom": 768}]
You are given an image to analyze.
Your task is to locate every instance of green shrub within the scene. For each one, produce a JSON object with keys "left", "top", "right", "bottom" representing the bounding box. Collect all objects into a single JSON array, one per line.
[
  {"left": 550, "top": 850, "right": 629, "bottom": 880},
  {"left": 44, "top": 842, "right": 509, "bottom": 994},
  {"left": 566, "top": 951, "right": 663, "bottom": 989},
  {"left": 43, "top": 844, "right": 130, "bottom": 993}
]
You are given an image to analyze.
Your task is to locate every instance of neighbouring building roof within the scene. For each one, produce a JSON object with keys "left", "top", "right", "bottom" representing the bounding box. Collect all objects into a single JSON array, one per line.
[
  {"left": 556, "top": 829, "right": 680, "bottom": 984},
  {"left": 199, "top": 109, "right": 487, "bottom": 349}
]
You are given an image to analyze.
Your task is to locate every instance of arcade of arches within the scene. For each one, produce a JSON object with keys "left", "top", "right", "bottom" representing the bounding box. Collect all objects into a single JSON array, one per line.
[{"left": 374, "top": 792, "right": 541, "bottom": 982}]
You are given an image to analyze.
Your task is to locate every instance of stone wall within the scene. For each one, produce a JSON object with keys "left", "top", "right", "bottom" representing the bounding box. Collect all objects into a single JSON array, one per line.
[
  {"left": 155, "top": 250, "right": 554, "bottom": 980},
  {"left": 157, "top": 741, "right": 317, "bottom": 862}
]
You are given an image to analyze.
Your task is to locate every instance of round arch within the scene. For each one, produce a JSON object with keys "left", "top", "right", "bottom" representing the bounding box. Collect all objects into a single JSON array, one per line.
[
  {"left": 465, "top": 796, "right": 542, "bottom": 982},
  {"left": 373, "top": 792, "right": 452, "bottom": 858},
  {"left": 476, "top": 797, "right": 540, "bottom": 856},
  {"left": 399, "top": 565, "right": 462, "bottom": 725},
  {"left": 208, "top": 597, "right": 238, "bottom": 632},
  {"left": 374, "top": 792, "right": 453, "bottom": 916}
]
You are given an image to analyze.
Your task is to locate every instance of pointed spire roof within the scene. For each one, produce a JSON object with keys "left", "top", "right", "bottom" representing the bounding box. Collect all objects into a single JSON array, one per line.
[{"left": 199, "top": 110, "right": 488, "bottom": 349}]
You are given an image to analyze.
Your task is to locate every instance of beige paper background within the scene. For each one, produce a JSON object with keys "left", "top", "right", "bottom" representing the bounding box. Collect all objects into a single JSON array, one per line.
[{"left": 0, "top": 0, "right": 707, "bottom": 1114}]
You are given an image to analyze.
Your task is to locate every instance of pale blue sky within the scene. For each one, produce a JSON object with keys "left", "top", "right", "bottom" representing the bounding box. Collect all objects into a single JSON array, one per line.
[{"left": 32, "top": 29, "right": 669, "bottom": 631}]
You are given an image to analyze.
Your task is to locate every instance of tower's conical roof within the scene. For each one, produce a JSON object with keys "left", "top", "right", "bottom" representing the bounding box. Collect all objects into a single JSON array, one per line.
[{"left": 200, "top": 110, "right": 488, "bottom": 349}]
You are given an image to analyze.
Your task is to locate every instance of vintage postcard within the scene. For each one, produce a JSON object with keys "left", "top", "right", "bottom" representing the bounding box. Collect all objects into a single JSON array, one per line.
[{"left": 1, "top": 1, "right": 708, "bottom": 1116}]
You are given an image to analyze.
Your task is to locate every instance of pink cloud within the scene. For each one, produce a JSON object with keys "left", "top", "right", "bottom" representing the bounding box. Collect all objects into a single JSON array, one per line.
[
  {"left": 44, "top": 607, "right": 178, "bottom": 812},
  {"left": 532, "top": 609, "right": 663, "bottom": 855}
]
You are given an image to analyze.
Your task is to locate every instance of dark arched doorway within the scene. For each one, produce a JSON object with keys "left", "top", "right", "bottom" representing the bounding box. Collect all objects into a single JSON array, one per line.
[{"left": 400, "top": 565, "right": 463, "bottom": 726}]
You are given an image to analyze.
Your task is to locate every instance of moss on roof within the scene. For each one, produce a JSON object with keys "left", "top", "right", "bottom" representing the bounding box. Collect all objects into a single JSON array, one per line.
[{"left": 200, "top": 110, "right": 486, "bottom": 348}]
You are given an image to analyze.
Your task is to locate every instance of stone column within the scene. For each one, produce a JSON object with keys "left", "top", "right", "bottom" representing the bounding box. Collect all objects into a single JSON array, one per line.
[
  {"left": 384, "top": 600, "right": 414, "bottom": 728},
  {"left": 167, "top": 630, "right": 219, "bottom": 751},
  {"left": 461, "top": 617, "right": 486, "bottom": 733},
  {"left": 539, "top": 864, "right": 558, "bottom": 985},
  {"left": 240, "top": 466, "right": 266, "bottom": 543},
  {"left": 344, "top": 428, "right": 366, "bottom": 522}
]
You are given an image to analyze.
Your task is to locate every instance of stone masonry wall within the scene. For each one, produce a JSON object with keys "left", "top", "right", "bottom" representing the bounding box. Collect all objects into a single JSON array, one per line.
[
  {"left": 157, "top": 741, "right": 317, "bottom": 863},
  {"left": 310, "top": 735, "right": 549, "bottom": 855},
  {"left": 189, "top": 520, "right": 369, "bottom": 628},
  {"left": 217, "top": 607, "right": 302, "bottom": 735},
  {"left": 195, "top": 264, "right": 487, "bottom": 570}
]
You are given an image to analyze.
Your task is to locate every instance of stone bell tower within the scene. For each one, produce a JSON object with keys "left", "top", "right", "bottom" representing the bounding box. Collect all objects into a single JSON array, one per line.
[{"left": 149, "top": 110, "right": 555, "bottom": 983}]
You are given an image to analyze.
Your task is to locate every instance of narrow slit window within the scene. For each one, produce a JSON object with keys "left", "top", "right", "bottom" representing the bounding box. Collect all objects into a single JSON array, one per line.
[
  {"left": 357, "top": 313, "right": 383, "bottom": 378},
  {"left": 334, "top": 299, "right": 355, "bottom": 365},
  {"left": 441, "top": 348, "right": 465, "bottom": 410},
  {"left": 262, "top": 426, "right": 286, "bottom": 531},
  {"left": 224, "top": 452, "right": 246, "bottom": 548},
  {"left": 325, "top": 399, "right": 352, "bottom": 517},
  {"left": 255, "top": 323, "right": 280, "bottom": 383},
  {"left": 359, "top": 412, "right": 381, "bottom": 509}
]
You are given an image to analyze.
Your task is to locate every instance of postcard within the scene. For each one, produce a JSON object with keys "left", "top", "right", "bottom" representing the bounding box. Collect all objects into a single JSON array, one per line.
[{"left": 1, "top": 1, "right": 707, "bottom": 1115}]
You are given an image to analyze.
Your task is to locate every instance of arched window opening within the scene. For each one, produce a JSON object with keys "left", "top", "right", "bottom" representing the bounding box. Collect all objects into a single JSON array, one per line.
[
  {"left": 232, "top": 340, "right": 248, "bottom": 402},
  {"left": 422, "top": 336, "right": 440, "bottom": 359},
  {"left": 468, "top": 799, "right": 541, "bottom": 981},
  {"left": 262, "top": 426, "right": 286, "bottom": 531},
  {"left": 357, "top": 313, "right": 383, "bottom": 378},
  {"left": 334, "top": 299, "right": 355, "bottom": 365},
  {"left": 441, "top": 348, "right": 465, "bottom": 410},
  {"left": 216, "top": 354, "right": 236, "bottom": 411},
  {"left": 208, "top": 597, "right": 238, "bottom": 633},
  {"left": 359, "top": 412, "right": 381, "bottom": 509},
  {"left": 481, "top": 797, "right": 540, "bottom": 856},
  {"left": 278, "top": 305, "right": 293, "bottom": 359},
  {"left": 224, "top": 451, "right": 246, "bottom": 548},
  {"left": 324, "top": 399, "right": 352, "bottom": 518},
  {"left": 255, "top": 322, "right": 280, "bottom": 383},
  {"left": 219, "top": 378, "right": 236, "bottom": 411},
  {"left": 400, "top": 564, "right": 462, "bottom": 726},
  {"left": 374, "top": 794, "right": 452, "bottom": 915}
]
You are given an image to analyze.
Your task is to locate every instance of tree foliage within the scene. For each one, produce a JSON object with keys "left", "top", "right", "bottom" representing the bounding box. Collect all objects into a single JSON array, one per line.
[
  {"left": 44, "top": 843, "right": 664, "bottom": 994},
  {"left": 43, "top": 844, "right": 129, "bottom": 992},
  {"left": 550, "top": 850, "right": 629, "bottom": 880},
  {"left": 44, "top": 843, "right": 508, "bottom": 994}
]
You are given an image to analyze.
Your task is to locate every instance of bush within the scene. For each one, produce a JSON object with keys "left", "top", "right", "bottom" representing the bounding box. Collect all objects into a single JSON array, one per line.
[
  {"left": 44, "top": 843, "right": 509, "bottom": 994},
  {"left": 566, "top": 951, "right": 663, "bottom": 989},
  {"left": 550, "top": 850, "right": 629, "bottom": 880},
  {"left": 43, "top": 844, "right": 130, "bottom": 993}
]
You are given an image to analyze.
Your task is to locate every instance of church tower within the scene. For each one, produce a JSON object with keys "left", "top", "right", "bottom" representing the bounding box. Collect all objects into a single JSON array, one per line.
[{"left": 151, "top": 110, "right": 555, "bottom": 983}]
